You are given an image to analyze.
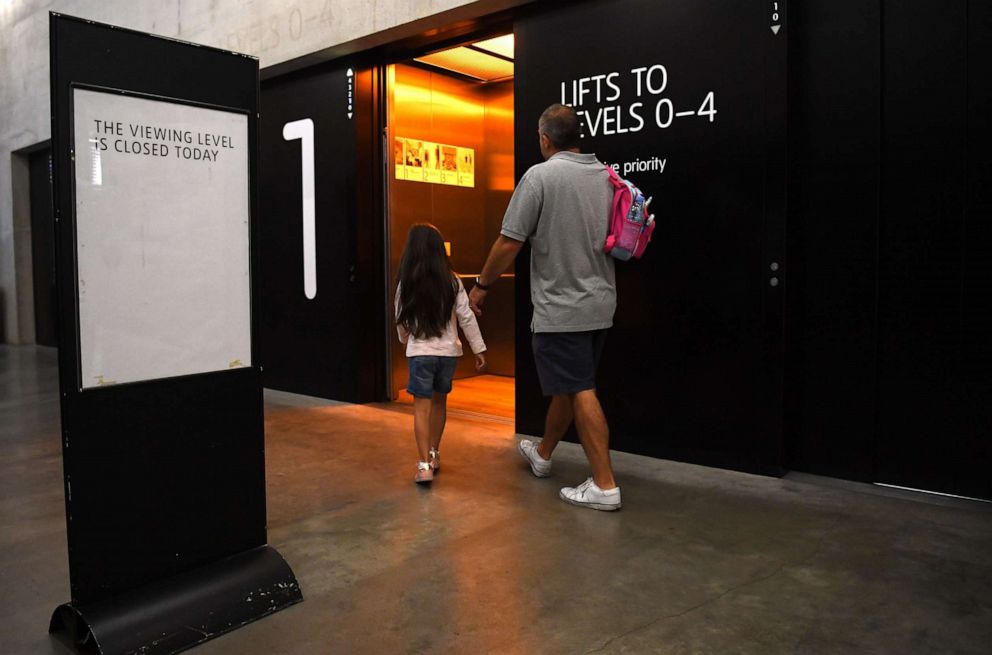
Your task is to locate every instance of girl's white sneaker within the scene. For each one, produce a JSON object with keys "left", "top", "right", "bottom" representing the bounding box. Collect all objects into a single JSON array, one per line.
[
  {"left": 559, "top": 478, "right": 621, "bottom": 511},
  {"left": 415, "top": 461, "right": 434, "bottom": 484},
  {"left": 429, "top": 448, "right": 440, "bottom": 472}
]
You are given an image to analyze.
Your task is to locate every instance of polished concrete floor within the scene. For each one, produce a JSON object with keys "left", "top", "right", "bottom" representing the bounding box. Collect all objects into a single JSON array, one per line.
[{"left": 2, "top": 345, "right": 992, "bottom": 654}]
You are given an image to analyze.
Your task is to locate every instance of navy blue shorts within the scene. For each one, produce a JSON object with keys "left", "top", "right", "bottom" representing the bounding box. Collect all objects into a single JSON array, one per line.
[
  {"left": 407, "top": 356, "right": 458, "bottom": 398},
  {"left": 532, "top": 330, "right": 608, "bottom": 396}
]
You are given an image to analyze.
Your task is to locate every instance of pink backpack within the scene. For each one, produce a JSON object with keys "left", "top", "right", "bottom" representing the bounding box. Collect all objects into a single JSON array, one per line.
[{"left": 603, "top": 166, "right": 655, "bottom": 261}]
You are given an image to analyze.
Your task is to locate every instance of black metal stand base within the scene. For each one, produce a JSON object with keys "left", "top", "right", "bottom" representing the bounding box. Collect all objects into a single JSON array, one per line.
[{"left": 49, "top": 546, "right": 303, "bottom": 655}]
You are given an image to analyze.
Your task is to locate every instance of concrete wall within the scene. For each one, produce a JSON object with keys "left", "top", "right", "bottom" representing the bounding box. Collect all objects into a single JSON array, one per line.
[{"left": 0, "top": 0, "right": 503, "bottom": 343}]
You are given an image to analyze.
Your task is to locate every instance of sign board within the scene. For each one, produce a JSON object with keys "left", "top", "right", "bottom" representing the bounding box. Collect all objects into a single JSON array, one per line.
[
  {"left": 73, "top": 89, "right": 251, "bottom": 388},
  {"left": 49, "top": 14, "right": 300, "bottom": 655}
]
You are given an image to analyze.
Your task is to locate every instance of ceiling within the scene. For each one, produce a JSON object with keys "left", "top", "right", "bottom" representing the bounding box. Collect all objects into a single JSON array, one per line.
[{"left": 413, "top": 34, "right": 514, "bottom": 82}]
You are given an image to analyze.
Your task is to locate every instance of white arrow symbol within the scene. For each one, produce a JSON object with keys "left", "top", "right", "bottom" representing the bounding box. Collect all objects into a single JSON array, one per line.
[
  {"left": 348, "top": 113, "right": 353, "bottom": 119},
  {"left": 346, "top": 68, "right": 354, "bottom": 77},
  {"left": 771, "top": 24, "right": 781, "bottom": 34}
]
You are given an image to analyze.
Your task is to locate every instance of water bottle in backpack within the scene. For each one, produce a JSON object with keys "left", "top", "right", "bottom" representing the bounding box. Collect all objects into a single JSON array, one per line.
[{"left": 603, "top": 166, "right": 655, "bottom": 261}]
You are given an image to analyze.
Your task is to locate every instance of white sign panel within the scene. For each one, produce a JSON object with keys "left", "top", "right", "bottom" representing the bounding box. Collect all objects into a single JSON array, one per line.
[{"left": 73, "top": 88, "right": 251, "bottom": 389}]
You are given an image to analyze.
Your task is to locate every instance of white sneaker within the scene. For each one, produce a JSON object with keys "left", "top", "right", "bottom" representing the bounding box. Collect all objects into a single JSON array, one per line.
[
  {"left": 559, "top": 478, "right": 621, "bottom": 511},
  {"left": 414, "top": 461, "right": 434, "bottom": 484},
  {"left": 517, "top": 439, "right": 552, "bottom": 478}
]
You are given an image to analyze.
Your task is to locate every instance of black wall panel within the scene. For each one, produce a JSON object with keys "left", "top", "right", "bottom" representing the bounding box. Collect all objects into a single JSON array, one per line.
[
  {"left": 785, "top": 0, "right": 880, "bottom": 481},
  {"left": 259, "top": 65, "right": 384, "bottom": 402},
  {"left": 874, "top": 0, "right": 967, "bottom": 493},
  {"left": 960, "top": 1, "right": 992, "bottom": 497},
  {"left": 875, "top": 1, "right": 990, "bottom": 499},
  {"left": 29, "top": 148, "right": 58, "bottom": 347},
  {"left": 787, "top": 0, "right": 992, "bottom": 498},
  {"left": 514, "top": 0, "right": 787, "bottom": 474}
]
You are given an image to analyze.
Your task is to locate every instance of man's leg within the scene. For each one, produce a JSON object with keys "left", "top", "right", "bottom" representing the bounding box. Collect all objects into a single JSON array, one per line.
[
  {"left": 537, "top": 394, "right": 573, "bottom": 460},
  {"left": 572, "top": 389, "right": 617, "bottom": 489}
]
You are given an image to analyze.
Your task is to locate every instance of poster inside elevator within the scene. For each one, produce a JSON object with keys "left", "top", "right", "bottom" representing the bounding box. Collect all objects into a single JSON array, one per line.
[
  {"left": 514, "top": 0, "right": 786, "bottom": 469},
  {"left": 72, "top": 88, "right": 252, "bottom": 390}
]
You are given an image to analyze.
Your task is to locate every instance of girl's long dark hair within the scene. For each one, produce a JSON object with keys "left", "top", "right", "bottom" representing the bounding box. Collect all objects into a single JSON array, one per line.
[{"left": 397, "top": 224, "right": 456, "bottom": 339}]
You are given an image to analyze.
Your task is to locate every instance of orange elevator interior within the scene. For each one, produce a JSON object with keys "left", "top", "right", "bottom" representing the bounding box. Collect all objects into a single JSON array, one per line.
[{"left": 386, "top": 35, "right": 516, "bottom": 416}]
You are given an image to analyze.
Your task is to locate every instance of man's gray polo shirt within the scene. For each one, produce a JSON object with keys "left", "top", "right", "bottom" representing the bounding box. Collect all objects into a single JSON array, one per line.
[{"left": 500, "top": 151, "right": 616, "bottom": 333}]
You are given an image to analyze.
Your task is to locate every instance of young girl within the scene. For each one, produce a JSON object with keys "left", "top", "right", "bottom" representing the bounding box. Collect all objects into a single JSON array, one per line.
[{"left": 396, "top": 224, "right": 487, "bottom": 484}]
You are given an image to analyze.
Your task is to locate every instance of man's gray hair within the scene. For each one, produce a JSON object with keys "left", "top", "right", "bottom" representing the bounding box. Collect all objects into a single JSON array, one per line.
[{"left": 538, "top": 104, "right": 581, "bottom": 150}]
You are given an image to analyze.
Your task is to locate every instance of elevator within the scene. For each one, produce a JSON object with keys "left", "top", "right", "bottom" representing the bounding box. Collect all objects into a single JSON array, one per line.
[{"left": 384, "top": 36, "right": 516, "bottom": 417}]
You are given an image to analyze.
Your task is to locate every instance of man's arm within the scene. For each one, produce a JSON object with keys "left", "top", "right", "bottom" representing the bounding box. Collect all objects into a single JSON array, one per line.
[{"left": 469, "top": 235, "right": 524, "bottom": 315}]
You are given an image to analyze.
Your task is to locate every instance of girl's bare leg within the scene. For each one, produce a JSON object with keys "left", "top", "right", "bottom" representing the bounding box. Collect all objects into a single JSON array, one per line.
[
  {"left": 429, "top": 392, "right": 447, "bottom": 451},
  {"left": 413, "top": 397, "right": 432, "bottom": 462}
]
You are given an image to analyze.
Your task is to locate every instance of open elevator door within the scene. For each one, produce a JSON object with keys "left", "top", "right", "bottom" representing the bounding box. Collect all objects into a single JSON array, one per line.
[{"left": 384, "top": 35, "right": 516, "bottom": 419}]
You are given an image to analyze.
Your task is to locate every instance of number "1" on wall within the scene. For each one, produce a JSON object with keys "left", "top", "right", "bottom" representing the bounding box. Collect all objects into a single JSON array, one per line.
[{"left": 282, "top": 118, "right": 316, "bottom": 300}]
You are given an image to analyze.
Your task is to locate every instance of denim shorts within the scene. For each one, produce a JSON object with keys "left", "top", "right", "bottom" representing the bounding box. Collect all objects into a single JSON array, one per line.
[{"left": 407, "top": 356, "right": 459, "bottom": 398}]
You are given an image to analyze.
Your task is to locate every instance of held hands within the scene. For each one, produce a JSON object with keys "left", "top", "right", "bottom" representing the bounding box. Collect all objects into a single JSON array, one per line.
[
  {"left": 468, "top": 285, "right": 487, "bottom": 317},
  {"left": 475, "top": 352, "right": 487, "bottom": 371}
]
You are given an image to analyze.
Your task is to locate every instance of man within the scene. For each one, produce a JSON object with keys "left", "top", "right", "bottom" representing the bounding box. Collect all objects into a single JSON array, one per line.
[{"left": 469, "top": 103, "right": 621, "bottom": 511}]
